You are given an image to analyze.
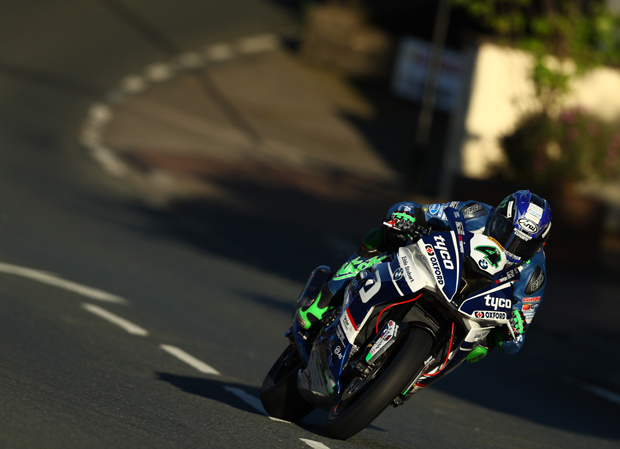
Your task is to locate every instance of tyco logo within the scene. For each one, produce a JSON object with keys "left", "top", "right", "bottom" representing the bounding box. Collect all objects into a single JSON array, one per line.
[
  {"left": 484, "top": 294, "right": 512, "bottom": 310},
  {"left": 433, "top": 235, "right": 454, "bottom": 270}
]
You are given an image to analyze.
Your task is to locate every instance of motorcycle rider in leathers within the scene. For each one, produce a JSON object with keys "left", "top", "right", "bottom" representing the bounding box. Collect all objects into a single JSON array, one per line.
[{"left": 296, "top": 190, "right": 551, "bottom": 358}]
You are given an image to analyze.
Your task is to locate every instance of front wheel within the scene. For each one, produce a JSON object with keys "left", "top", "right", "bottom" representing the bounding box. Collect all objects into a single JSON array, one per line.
[
  {"left": 260, "top": 344, "right": 316, "bottom": 422},
  {"left": 326, "top": 327, "right": 434, "bottom": 440}
]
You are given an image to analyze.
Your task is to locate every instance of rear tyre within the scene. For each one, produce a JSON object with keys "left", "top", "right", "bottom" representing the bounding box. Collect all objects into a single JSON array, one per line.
[
  {"left": 260, "top": 345, "right": 316, "bottom": 422},
  {"left": 326, "top": 327, "right": 434, "bottom": 440}
]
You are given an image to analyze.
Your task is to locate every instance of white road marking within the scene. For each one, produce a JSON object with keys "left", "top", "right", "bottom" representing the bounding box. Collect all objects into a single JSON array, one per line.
[
  {"left": 237, "top": 33, "right": 279, "bottom": 54},
  {"left": 176, "top": 51, "right": 204, "bottom": 68},
  {"left": 300, "top": 439, "right": 331, "bottom": 449},
  {"left": 204, "top": 43, "right": 235, "bottom": 61},
  {"left": 120, "top": 74, "right": 147, "bottom": 94},
  {"left": 87, "top": 145, "right": 130, "bottom": 177},
  {"left": 82, "top": 303, "right": 148, "bottom": 336},
  {"left": 160, "top": 344, "right": 220, "bottom": 375},
  {"left": 0, "top": 261, "right": 128, "bottom": 304},
  {"left": 222, "top": 386, "right": 289, "bottom": 422},
  {"left": 582, "top": 383, "right": 620, "bottom": 406},
  {"left": 145, "top": 63, "right": 175, "bottom": 83}
]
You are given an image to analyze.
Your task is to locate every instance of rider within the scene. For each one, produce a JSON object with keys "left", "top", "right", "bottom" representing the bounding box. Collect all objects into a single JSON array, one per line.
[{"left": 295, "top": 190, "right": 551, "bottom": 356}]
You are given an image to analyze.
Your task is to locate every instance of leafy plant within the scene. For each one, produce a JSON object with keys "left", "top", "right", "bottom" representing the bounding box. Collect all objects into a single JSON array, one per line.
[{"left": 453, "top": 0, "right": 620, "bottom": 112}]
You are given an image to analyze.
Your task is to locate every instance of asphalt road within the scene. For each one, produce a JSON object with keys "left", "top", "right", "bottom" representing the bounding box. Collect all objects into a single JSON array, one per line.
[{"left": 0, "top": 1, "right": 618, "bottom": 448}]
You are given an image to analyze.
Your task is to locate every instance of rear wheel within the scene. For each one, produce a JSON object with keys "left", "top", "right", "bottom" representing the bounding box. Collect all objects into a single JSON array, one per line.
[
  {"left": 260, "top": 345, "right": 316, "bottom": 422},
  {"left": 326, "top": 327, "right": 434, "bottom": 440}
]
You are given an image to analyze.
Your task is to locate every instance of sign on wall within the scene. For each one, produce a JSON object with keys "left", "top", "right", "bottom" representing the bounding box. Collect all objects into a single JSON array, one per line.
[{"left": 391, "top": 36, "right": 464, "bottom": 112}]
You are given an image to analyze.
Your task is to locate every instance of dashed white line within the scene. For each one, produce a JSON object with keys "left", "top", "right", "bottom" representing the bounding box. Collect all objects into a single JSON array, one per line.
[
  {"left": 223, "top": 386, "right": 289, "bottom": 423},
  {"left": 160, "top": 344, "right": 220, "bottom": 375},
  {"left": 237, "top": 33, "right": 279, "bottom": 54},
  {"left": 82, "top": 303, "right": 148, "bottom": 336},
  {"left": 120, "top": 74, "right": 147, "bottom": 94},
  {"left": 0, "top": 261, "right": 128, "bottom": 304},
  {"left": 582, "top": 383, "right": 620, "bottom": 406},
  {"left": 144, "top": 62, "right": 175, "bottom": 82},
  {"left": 204, "top": 43, "right": 235, "bottom": 61},
  {"left": 300, "top": 439, "right": 331, "bottom": 449}
]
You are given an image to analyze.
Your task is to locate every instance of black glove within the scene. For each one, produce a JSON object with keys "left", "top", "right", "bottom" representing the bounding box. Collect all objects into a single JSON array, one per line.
[
  {"left": 498, "top": 309, "right": 528, "bottom": 342},
  {"left": 382, "top": 208, "right": 427, "bottom": 248}
]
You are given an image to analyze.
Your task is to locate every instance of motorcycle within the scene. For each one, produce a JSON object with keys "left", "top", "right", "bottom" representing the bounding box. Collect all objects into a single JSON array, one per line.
[{"left": 260, "top": 208, "right": 521, "bottom": 440}]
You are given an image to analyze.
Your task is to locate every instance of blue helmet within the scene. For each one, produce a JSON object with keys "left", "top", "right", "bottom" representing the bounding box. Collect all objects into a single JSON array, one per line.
[{"left": 484, "top": 190, "right": 552, "bottom": 264}]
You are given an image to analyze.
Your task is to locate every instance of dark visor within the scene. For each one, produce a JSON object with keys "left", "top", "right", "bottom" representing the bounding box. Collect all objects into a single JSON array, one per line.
[{"left": 484, "top": 212, "right": 542, "bottom": 261}]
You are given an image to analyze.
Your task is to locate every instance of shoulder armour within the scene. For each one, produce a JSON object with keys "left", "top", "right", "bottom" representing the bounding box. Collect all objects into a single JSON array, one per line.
[
  {"left": 525, "top": 265, "right": 545, "bottom": 294},
  {"left": 460, "top": 202, "right": 489, "bottom": 219}
]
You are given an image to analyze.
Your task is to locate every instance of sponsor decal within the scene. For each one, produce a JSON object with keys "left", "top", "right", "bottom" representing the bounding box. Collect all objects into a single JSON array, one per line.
[
  {"left": 478, "top": 259, "right": 488, "bottom": 269},
  {"left": 425, "top": 245, "right": 435, "bottom": 257},
  {"left": 530, "top": 272, "right": 545, "bottom": 292},
  {"left": 393, "top": 267, "right": 404, "bottom": 281},
  {"left": 448, "top": 201, "right": 460, "bottom": 208},
  {"left": 369, "top": 320, "right": 398, "bottom": 358},
  {"left": 484, "top": 294, "right": 512, "bottom": 310},
  {"left": 522, "top": 296, "right": 541, "bottom": 303},
  {"left": 336, "top": 324, "right": 346, "bottom": 344},
  {"left": 514, "top": 228, "right": 533, "bottom": 241},
  {"left": 473, "top": 330, "right": 491, "bottom": 340},
  {"left": 475, "top": 245, "right": 502, "bottom": 269},
  {"left": 462, "top": 203, "right": 484, "bottom": 218},
  {"left": 474, "top": 310, "right": 507, "bottom": 320},
  {"left": 518, "top": 217, "right": 539, "bottom": 234},
  {"left": 341, "top": 310, "right": 357, "bottom": 341},
  {"left": 429, "top": 203, "right": 443, "bottom": 215},
  {"left": 433, "top": 235, "right": 454, "bottom": 270},
  {"left": 487, "top": 236, "right": 504, "bottom": 251},
  {"left": 399, "top": 254, "right": 416, "bottom": 284},
  {"left": 333, "top": 345, "right": 344, "bottom": 360},
  {"left": 456, "top": 221, "right": 465, "bottom": 236},
  {"left": 525, "top": 203, "right": 543, "bottom": 222}
]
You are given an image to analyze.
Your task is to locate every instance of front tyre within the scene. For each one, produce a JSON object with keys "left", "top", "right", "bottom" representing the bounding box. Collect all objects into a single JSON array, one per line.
[
  {"left": 260, "top": 345, "right": 316, "bottom": 422},
  {"left": 326, "top": 327, "right": 434, "bottom": 440}
]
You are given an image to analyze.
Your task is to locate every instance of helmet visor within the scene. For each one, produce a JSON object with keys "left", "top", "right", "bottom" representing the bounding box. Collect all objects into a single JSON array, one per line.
[{"left": 484, "top": 211, "right": 543, "bottom": 261}]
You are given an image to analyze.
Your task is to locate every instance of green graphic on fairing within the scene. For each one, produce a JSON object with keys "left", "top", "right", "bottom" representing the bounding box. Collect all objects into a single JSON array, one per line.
[
  {"left": 332, "top": 255, "right": 388, "bottom": 281},
  {"left": 474, "top": 245, "right": 502, "bottom": 268},
  {"left": 296, "top": 292, "right": 330, "bottom": 329}
]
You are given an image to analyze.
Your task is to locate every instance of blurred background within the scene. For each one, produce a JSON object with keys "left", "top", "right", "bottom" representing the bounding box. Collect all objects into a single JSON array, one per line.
[{"left": 1, "top": 0, "right": 620, "bottom": 447}]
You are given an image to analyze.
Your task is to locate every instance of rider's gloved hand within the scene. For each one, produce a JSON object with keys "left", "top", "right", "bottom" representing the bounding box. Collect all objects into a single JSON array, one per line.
[
  {"left": 499, "top": 309, "right": 528, "bottom": 341},
  {"left": 382, "top": 208, "right": 427, "bottom": 248}
]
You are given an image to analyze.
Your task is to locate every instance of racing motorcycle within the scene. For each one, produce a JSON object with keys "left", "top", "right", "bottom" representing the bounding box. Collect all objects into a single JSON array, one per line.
[{"left": 260, "top": 208, "right": 521, "bottom": 440}]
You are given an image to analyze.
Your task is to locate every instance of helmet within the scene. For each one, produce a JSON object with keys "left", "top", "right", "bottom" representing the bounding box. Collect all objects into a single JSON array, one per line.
[{"left": 484, "top": 190, "right": 552, "bottom": 264}]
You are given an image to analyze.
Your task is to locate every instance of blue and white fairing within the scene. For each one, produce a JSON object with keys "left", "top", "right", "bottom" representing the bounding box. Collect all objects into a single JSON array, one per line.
[
  {"left": 297, "top": 224, "right": 517, "bottom": 404},
  {"left": 297, "top": 230, "right": 465, "bottom": 406}
]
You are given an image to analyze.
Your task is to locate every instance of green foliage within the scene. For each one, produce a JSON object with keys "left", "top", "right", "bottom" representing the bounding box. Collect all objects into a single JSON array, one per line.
[{"left": 453, "top": 0, "right": 620, "bottom": 111}]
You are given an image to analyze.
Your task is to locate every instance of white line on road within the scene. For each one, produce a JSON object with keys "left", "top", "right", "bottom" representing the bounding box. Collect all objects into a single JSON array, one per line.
[
  {"left": 82, "top": 303, "right": 148, "bottom": 336},
  {"left": 160, "top": 344, "right": 220, "bottom": 375},
  {"left": 0, "top": 261, "right": 128, "bottom": 304},
  {"left": 582, "top": 383, "right": 620, "bottom": 406},
  {"left": 300, "top": 439, "right": 331, "bottom": 449},
  {"left": 223, "top": 386, "right": 290, "bottom": 423}
]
